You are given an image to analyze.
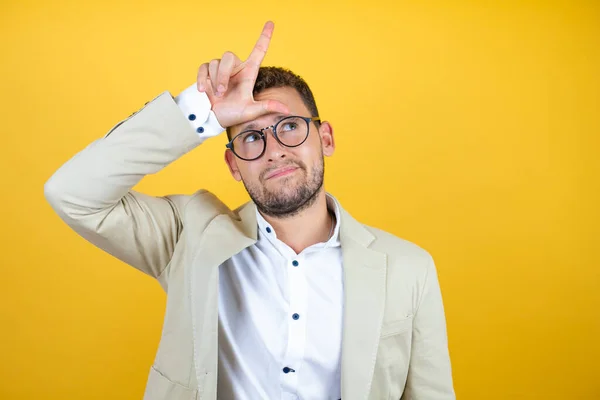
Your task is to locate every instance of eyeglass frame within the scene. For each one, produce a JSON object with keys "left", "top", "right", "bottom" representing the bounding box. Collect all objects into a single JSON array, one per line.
[{"left": 225, "top": 115, "right": 321, "bottom": 161}]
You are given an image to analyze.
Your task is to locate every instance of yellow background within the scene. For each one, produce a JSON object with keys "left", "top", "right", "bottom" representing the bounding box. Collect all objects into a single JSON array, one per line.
[{"left": 1, "top": 0, "right": 598, "bottom": 398}]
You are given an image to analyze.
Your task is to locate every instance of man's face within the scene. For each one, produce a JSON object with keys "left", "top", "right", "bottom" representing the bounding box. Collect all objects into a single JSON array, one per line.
[{"left": 224, "top": 86, "right": 335, "bottom": 217}]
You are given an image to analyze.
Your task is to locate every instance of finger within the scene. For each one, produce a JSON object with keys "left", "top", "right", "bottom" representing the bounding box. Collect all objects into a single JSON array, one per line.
[
  {"left": 216, "top": 51, "right": 239, "bottom": 95},
  {"left": 244, "top": 99, "right": 290, "bottom": 121},
  {"left": 197, "top": 63, "right": 209, "bottom": 92},
  {"left": 246, "top": 21, "right": 274, "bottom": 70},
  {"left": 203, "top": 77, "right": 217, "bottom": 104},
  {"left": 231, "top": 61, "right": 246, "bottom": 77},
  {"left": 208, "top": 59, "right": 220, "bottom": 95}
]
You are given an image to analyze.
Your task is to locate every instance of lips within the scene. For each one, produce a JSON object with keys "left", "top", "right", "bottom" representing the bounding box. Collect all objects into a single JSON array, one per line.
[{"left": 264, "top": 165, "right": 299, "bottom": 180}]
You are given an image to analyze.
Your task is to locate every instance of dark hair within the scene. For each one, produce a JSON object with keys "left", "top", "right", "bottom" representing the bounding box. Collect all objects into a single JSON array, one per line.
[{"left": 226, "top": 66, "right": 320, "bottom": 140}]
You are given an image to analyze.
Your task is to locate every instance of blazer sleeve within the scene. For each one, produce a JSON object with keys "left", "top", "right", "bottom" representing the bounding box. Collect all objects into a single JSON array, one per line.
[
  {"left": 44, "top": 91, "right": 209, "bottom": 281},
  {"left": 402, "top": 256, "right": 456, "bottom": 399}
]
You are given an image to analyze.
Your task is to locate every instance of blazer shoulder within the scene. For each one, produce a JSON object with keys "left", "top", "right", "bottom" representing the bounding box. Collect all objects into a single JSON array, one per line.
[
  {"left": 363, "top": 225, "right": 434, "bottom": 274},
  {"left": 180, "top": 189, "right": 232, "bottom": 218},
  {"left": 364, "top": 225, "right": 430, "bottom": 257}
]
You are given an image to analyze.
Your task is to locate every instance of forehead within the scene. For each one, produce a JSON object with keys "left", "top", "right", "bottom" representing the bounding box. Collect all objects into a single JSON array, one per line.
[{"left": 231, "top": 87, "right": 311, "bottom": 134}]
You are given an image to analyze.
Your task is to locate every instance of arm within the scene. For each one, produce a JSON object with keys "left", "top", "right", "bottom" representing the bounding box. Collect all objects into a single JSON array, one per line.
[
  {"left": 43, "top": 90, "right": 222, "bottom": 282},
  {"left": 44, "top": 21, "right": 288, "bottom": 286},
  {"left": 402, "top": 256, "right": 456, "bottom": 399}
]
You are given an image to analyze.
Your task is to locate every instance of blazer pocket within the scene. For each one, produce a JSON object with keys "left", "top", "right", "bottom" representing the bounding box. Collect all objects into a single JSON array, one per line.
[
  {"left": 378, "top": 316, "right": 414, "bottom": 372},
  {"left": 143, "top": 366, "right": 198, "bottom": 400},
  {"left": 381, "top": 315, "right": 413, "bottom": 339}
]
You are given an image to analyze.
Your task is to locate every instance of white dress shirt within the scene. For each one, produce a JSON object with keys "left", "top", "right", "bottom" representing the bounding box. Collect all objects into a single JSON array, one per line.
[{"left": 174, "top": 84, "right": 345, "bottom": 400}]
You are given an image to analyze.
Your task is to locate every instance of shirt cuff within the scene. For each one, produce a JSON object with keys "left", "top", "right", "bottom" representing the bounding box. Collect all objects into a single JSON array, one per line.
[{"left": 174, "top": 83, "right": 225, "bottom": 140}]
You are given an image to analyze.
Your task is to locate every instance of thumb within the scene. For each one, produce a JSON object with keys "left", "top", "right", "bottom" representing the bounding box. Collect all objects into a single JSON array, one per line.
[{"left": 244, "top": 99, "right": 290, "bottom": 121}]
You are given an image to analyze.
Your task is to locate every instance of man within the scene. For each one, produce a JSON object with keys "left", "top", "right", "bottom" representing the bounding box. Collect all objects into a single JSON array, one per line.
[{"left": 44, "top": 21, "right": 455, "bottom": 400}]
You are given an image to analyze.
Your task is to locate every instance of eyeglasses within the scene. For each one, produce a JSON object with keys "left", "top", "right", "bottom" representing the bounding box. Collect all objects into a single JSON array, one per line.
[{"left": 225, "top": 115, "right": 321, "bottom": 161}]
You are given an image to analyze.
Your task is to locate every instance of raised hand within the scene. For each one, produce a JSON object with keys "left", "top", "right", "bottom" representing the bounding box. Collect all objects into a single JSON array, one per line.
[{"left": 197, "top": 21, "right": 289, "bottom": 128}]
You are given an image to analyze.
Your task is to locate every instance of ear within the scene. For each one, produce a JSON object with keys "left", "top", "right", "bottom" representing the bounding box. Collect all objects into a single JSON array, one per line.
[
  {"left": 224, "top": 149, "right": 242, "bottom": 181},
  {"left": 318, "top": 121, "right": 335, "bottom": 157}
]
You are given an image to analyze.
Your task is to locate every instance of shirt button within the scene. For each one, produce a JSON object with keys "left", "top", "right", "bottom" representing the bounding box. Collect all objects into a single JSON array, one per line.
[
  {"left": 188, "top": 113, "right": 196, "bottom": 121},
  {"left": 266, "top": 227, "right": 272, "bottom": 233},
  {"left": 292, "top": 260, "right": 299, "bottom": 267},
  {"left": 196, "top": 127, "right": 204, "bottom": 133},
  {"left": 292, "top": 313, "right": 300, "bottom": 320},
  {"left": 283, "top": 367, "right": 292, "bottom": 373}
]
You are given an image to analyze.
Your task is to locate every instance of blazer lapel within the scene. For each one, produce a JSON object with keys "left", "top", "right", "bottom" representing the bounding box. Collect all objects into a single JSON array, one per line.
[
  {"left": 185, "top": 201, "right": 258, "bottom": 395},
  {"left": 338, "top": 208, "right": 387, "bottom": 400}
]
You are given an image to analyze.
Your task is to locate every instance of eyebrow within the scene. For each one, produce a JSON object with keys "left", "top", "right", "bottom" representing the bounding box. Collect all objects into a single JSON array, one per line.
[{"left": 240, "top": 114, "right": 289, "bottom": 132}]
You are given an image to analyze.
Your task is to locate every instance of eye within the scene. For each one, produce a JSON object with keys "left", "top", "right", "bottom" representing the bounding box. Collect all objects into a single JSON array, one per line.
[
  {"left": 280, "top": 121, "right": 299, "bottom": 132},
  {"left": 242, "top": 132, "right": 261, "bottom": 143}
]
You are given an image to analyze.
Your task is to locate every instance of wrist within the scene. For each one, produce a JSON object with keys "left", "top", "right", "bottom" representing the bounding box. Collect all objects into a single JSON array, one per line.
[{"left": 174, "top": 83, "right": 225, "bottom": 137}]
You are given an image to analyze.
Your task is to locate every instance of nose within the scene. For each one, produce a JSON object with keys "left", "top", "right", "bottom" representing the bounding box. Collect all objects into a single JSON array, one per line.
[{"left": 262, "top": 126, "right": 288, "bottom": 162}]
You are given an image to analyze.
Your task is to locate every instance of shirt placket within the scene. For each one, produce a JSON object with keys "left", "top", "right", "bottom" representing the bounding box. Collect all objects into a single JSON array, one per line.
[{"left": 280, "top": 254, "right": 308, "bottom": 399}]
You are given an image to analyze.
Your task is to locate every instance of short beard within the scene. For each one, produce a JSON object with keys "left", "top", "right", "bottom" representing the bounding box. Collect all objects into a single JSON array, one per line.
[{"left": 243, "top": 157, "right": 325, "bottom": 219}]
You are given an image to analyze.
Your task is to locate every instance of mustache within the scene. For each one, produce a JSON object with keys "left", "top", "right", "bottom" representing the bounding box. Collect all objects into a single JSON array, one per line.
[{"left": 260, "top": 161, "right": 305, "bottom": 181}]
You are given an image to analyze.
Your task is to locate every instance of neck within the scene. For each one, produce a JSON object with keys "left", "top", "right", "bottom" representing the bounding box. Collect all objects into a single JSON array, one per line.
[{"left": 260, "top": 190, "right": 334, "bottom": 254}]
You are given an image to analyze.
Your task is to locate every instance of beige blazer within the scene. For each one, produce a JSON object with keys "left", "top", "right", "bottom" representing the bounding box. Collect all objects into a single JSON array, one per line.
[{"left": 44, "top": 92, "right": 455, "bottom": 400}]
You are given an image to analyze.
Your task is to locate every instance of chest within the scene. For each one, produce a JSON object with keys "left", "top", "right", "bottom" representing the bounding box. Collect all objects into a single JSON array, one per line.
[{"left": 216, "top": 244, "right": 345, "bottom": 398}]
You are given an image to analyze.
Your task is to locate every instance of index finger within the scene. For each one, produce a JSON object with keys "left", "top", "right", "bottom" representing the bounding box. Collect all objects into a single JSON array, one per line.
[{"left": 246, "top": 21, "right": 274, "bottom": 69}]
